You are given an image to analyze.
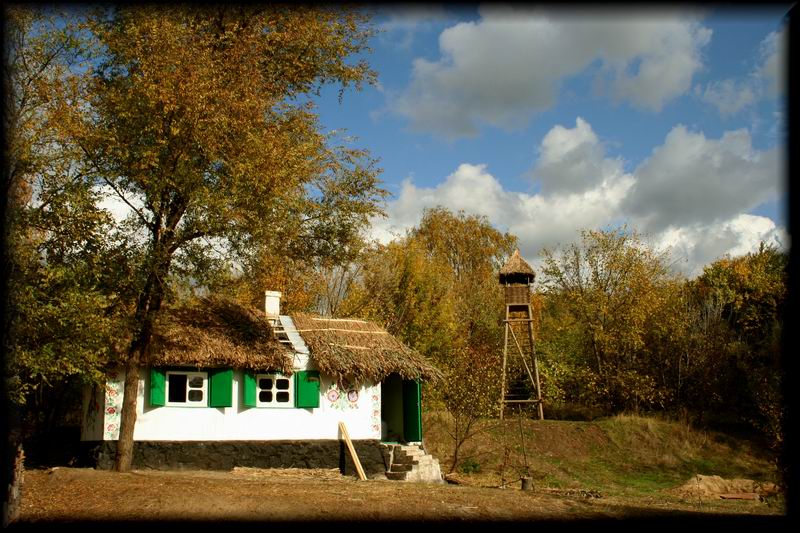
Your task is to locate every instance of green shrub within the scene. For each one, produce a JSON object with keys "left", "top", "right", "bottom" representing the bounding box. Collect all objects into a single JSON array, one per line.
[{"left": 460, "top": 457, "right": 481, "bottom": 474}]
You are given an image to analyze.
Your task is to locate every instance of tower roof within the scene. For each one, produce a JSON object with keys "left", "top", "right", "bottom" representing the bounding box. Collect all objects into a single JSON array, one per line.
[{"left": 499, "top": 249, "right": 535, "bottom": 280}]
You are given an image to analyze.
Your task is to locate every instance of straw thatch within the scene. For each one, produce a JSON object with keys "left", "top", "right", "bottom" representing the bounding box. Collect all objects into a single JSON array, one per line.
[
  {"left": 499, "top": 249, "right": 536, "bottom": 283},
  {"left": 290, "top": 314, "right": 443, "bottom": 384},
  {"left": 146, "top": 296, "right": 293, "bottom": 373}
]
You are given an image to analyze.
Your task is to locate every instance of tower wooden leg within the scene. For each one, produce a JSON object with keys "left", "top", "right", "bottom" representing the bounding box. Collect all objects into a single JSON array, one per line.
[
  {"left": 501, "top": 303, "right": 543, "bottom": 421},
  {"left": 500, "top": 307, "right": 509, "bottom": 420},
  {"left": 527, "top": 316, "right": 544, "bottom": 420}
]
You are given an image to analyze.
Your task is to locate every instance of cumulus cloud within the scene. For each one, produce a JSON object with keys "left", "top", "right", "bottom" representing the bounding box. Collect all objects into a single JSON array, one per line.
[
  {"left": 695, "top": 79, "right": 757, "bottom": 116},
  {"left": 622, "top": 126, "right": 782, "bottom": 233},
  {"left": 371, "top": 161, "right": 635, "bottom": 271},
  {"left": 653, "top": 214, "right": 788, "bottom": 277},
  {"left": 534, "top": 117, "right": 626, "bottom": 195},
  {"left": 758, "top": 27, "right": 787, "bottom": 96},
  {"left": 379, "top": 6, "right": 452, "bottom": 49},
  {"left": 695, "top": 26, "right": 786, "bottom": 117},
  {"left": 371, "top": 117, "right": 785, "bottom": 277},
  {"left": 391, "top": 7, "right": 711, "bottom": 138}
]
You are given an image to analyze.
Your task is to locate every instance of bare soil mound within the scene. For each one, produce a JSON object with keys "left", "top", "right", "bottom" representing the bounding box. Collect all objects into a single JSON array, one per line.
[{"left": 669, "top": 474, "right": 780, "bottom": 500}]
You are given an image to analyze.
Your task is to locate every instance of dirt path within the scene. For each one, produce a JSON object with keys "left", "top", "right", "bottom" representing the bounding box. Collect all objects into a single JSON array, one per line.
[{"left": 11, "top": 467, "right": 784, "bottom": 525}]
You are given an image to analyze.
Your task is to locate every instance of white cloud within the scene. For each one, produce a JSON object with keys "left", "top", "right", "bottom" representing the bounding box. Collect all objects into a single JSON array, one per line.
[
  {"left": 391, "top": 7, "right": 711, "bottom": 138},
  {"left": 534, "top": 117, "right": 626, "bottom": 194},
  {"left": 370, "top": 161, "right": 635, "bottom": 272},
  {"left": 371, "top": 117, "right": 785, "bottom": 277},
  {"left": 695, "top": 79, "right": 757, "bottom": 116},
  {"left": 653, "top": 214, "right": 788, "bottom": 277},
  {"left": 758, "top": 27, "right": 787, "bottom": 96},
  {"left": 695, "top": 26, "right": 786, "bottom": 117},
  {"left": 379, "top": 6, "right": 452, "bottom": 49},
  {"left": 622, "top": 125, "right": 782, "bottom": 232}
]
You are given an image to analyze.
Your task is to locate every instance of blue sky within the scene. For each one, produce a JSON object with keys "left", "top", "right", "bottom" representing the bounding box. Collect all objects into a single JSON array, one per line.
[{"left": 312, "top": 5, "right": 790, "bottom": 277}]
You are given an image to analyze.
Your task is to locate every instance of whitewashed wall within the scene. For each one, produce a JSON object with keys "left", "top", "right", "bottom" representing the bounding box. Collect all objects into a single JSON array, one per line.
[
  {"left": 81, "top": 369, "right": 381, "bottom": 442},
  {"left": 132, "top": 369, "right": 380, "bottom": 441},
  {"left": 82, "top": 315, "right": 383, "bottom": 442}
]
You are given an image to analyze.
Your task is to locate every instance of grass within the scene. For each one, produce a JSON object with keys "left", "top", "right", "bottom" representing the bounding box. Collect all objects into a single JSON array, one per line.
[
  {"left": 422, "top": 411, "right": 780, "bottom": 501},
  {"left": 13, "top": 412, "right": 784, "bottom": 523}
]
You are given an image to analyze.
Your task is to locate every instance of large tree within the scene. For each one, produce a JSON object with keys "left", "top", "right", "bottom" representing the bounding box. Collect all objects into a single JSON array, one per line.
[
  {"left": 539, "top": 227, "right": 679, "bottom": 412},
  {"left": 4, "top": 6, "right": 123, "bottom": 414},
  {"left": 691, "top": 243, "right": 787, "bottom": 448},
  {"left": 48, "top": 5, "right": 384, "bottom": 471},
  {"left": 4, "top": 7, "right": 122, "bottom": 521}
]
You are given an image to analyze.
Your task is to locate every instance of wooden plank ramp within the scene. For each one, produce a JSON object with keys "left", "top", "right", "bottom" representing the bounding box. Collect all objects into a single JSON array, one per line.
[{"left": 338, "top": 421, "right": 366, "bottom": 481}]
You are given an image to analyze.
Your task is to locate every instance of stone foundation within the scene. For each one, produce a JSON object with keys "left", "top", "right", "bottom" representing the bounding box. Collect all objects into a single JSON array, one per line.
[{"left": 81, "top": 440, "right": 392, "bottom": 478}]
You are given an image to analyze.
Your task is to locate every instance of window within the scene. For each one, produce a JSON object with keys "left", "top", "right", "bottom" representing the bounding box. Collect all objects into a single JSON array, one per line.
[
  {"left": 150, "top": 368, "right": 231, "bottom": 408},
  {"left": 256, "top": 373, "right": 293, "bottom": 407},
  {"left": 165, "top": 371, "right": 207, "bottom": 407}
]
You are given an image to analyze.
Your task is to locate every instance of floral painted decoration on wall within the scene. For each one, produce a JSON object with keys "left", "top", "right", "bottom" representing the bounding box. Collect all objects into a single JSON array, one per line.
[
  {"left": 104, "top": 370, "right": 123, "bottom": 440},
  {"left": 325, "top": 382, "right": 360, "bottom": 410},
  {"left": 370, "top": 390, "right": 381, "bottom": 438}
]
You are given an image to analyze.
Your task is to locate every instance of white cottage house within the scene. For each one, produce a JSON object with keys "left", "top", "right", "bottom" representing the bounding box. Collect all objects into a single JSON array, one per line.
[{"left": 80, "top": 292, "right": 443, "bottom": 480}]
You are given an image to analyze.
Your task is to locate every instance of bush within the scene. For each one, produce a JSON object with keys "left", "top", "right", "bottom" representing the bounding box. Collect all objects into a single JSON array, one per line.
[{"left": 459, "top": 457, "right": 481, "bottom": 474}]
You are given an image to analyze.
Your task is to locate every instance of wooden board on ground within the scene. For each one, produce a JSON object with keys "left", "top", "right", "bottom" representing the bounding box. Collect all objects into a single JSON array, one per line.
[{"left": 338, "top": 421, "right": 367, "bottom": 481}]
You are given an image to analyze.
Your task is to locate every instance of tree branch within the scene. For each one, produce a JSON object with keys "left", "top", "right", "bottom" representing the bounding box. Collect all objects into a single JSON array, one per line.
[{"left": 75, "top": 141, "right": 152, "bottom": 228}]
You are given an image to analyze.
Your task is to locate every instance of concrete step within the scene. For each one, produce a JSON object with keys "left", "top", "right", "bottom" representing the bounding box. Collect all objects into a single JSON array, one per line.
[
  {"left": 394, "top": 448, "right": 425, "bottom": 455},
  {"left": 395, "top": 452, "right": 424, "bottom": 461},
  {"left": 394, "top": 457, "right": 435, "bottom": 467},
  {"left": 394, "top": 454, "right": 418, "bottom": 461},
  {"left": 386, "top": 444, "right": 444, "bottom": 484},
  {"left": 402, "top": 464, "right": 444, "bottom": 484},
  {"left": 397, "top": 446, "right": 423, "bottom": 453}
]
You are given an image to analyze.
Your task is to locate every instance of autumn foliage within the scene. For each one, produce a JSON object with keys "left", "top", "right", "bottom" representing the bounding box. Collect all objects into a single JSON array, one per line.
[
  {"left": 341, "top": 214, "right": 786, "bottom": 459},
  {"left": 3, "top": 6, "right": 786, "bottom": 480},
  {"left": 537, "top": 231, "right": 786, "bottom": 451},
  {"left": 4, "top": 5, "right": 384, "bottom": 471}
]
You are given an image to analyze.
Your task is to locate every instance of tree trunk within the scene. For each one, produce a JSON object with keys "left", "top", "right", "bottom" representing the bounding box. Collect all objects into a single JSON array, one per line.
[
  {"left": 113, "top": 268, "right": 168, "bottom": 472},
  {"left": 449, "top": 416, "right": 462, "bottom": 474},
  {"left": 113, "top": 355, "right": 141, "bottom": 472},
  {"left": 112, "top": 208, "right": 183, "bottom": 472}
]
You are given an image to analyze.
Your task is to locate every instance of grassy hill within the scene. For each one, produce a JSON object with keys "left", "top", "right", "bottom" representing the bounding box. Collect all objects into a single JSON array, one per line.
[{"left": 422, "top": 412, "right": 781, "bottom": 502}]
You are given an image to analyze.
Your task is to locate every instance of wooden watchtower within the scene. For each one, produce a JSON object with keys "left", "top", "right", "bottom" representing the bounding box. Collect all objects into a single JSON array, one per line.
[{"left": 499, "top": 249, "right": 544, "bottom": 420}]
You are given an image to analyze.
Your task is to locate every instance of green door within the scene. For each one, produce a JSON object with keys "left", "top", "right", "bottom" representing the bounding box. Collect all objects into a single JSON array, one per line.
[{"left": 402, "top": 379, "right": 422, "bottom": 442}]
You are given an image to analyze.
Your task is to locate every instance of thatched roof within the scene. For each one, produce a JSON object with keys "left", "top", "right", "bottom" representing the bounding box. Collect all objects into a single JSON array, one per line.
[
  {"left": 290, "top": 314, "right": 443, "bottom": 384},
  {"left": 146, "top": 296, "right": 293, "bottom": 373},
  {"left": 499, "top": 249, "right": 536, "bottom": 282}
]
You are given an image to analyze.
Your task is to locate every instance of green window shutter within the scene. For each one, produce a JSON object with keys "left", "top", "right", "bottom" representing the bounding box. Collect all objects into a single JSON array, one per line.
[
  {"left": 243, "top": 370, "right": 257, "bottom": 407},
  {"left": 295, "top": 370, "right": 320, "bottom": 408},
  {"left": 208, "top": 368, "right": 233, "bottom": 407},
  {"left": 150, "top": 368, "right": 166, "bottom": 407}
]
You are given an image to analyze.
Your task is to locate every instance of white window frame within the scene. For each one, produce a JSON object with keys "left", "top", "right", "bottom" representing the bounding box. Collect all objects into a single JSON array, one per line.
[
  {"left": 165, "top": 370, "right": 208, "bottom": 407},
  {"left": 256, "top": 373, "right": 294, "bottom": 408}
]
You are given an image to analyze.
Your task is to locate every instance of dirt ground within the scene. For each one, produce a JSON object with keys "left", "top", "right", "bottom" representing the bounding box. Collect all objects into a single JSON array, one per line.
[
  {"left": 669, "top": 474, "right": 780, "bottom": 501},
  {"left": 10, "top": 467, "right": 786, "bottom": 526}
]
